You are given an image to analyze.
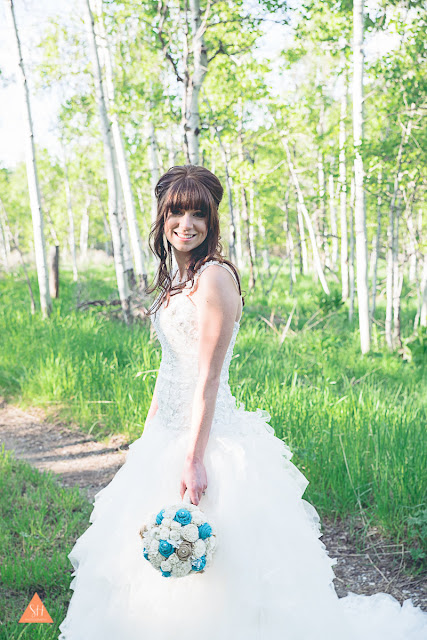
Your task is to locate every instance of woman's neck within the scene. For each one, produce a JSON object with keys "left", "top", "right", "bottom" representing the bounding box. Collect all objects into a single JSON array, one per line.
[{"left": 172, "top": 251, "right": 190, "bottom": 281}]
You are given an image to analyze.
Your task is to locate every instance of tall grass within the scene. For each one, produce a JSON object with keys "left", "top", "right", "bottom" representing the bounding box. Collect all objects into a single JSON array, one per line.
[
  {"left": 0, "top": 264, "right": 426, "bottom": 560},
  {"left": 0, "top": 445, "right": 92, "bottom": 638}
]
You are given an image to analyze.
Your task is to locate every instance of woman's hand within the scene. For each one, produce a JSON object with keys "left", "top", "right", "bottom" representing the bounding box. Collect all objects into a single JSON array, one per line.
[{"left": 180, "top": 454, "right": 208, "bottom": 506}]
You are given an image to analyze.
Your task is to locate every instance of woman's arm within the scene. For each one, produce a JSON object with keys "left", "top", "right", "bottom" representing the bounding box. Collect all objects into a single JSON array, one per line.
[
  {"left": 180, "top": 265, "right": 240, "bottom": 504},
  {"left": 145, "top": 372, "right": 160, "bottom": 424}
]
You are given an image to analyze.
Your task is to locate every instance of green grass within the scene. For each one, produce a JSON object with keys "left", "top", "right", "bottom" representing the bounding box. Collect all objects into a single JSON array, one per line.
[
  {"left": 0, "top": 445, "right": 92, "bottom": 638},
  {"left": 0, "top": 263, "right": 426, "bottom": 570}
]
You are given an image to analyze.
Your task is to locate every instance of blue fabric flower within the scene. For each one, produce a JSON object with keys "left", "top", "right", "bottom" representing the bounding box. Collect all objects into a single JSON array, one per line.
[
  {"left": 161, "top": 570, "right": 171, "bottom": 577},
  {"left": 158, "top": 540, "right": 174, "bottom": 558},
  {"left": 191, "top": 555, "right": 206, "bottom": 572},
  {"left": 198, "top": 523, "right": 212, "bottom": 539},
  {"left": 156, "top": 509, "right": 165, "bottom": 525},
  {"left": 173, "top": 508, "right": 192, "bottom": 525},
  {"left": 143, "top": 547, "right": 149, "bottom": 561}
]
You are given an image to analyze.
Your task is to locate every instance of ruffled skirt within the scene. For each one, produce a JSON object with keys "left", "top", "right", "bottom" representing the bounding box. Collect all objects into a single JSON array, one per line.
[{"left": 58, "top": 405, "right": 427, "bottom": 639}]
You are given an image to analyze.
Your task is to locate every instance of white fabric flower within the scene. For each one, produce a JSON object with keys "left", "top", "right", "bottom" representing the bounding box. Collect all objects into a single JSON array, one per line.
[
  {"left": 151, "top": 529, "right": 161, "bottom": 540},
  {"left": 169, "top": 553, "right": 179, "bottom": 566},
  {"left": 160, "top": 559, "right": 172, "bottom": 572},
  {"left": 162, "top": 517, "right": 172, "bottom": 527},
  {"left": 191, "top": 512, "right": 204, "bottom": 526},
  {"left": 170, "top": 521, "right": 182, "bottom": 530},
  {"left": 169, "top": 530, "right": 181, "bottom": 542},
  {"left": 158, "top": 526, "right": 170, "bottom": 539},
  {"left": 173, "top": 560, "right": 192, "bottom": 577},
  {"left": 149, "top": 539, "right": 159, "bottom": 554},
  {"left": 148, "top": 552, "right": 163, "bottom": 569},
  {"left": 181, "top": 523, "right": 199, "bottom": 543},
  {"left": 193, "top": 539, "right": 206, "bottom": 556}
]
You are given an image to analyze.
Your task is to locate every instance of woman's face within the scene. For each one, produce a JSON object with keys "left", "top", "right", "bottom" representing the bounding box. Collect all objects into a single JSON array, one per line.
[{"left": 164, "top": 208, "right": 208, "bottom": 255}]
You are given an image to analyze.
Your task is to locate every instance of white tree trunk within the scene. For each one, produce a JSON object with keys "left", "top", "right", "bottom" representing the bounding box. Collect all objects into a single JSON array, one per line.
[
  {"left": 385, "top": 105, "right": 414, "bottom": 348},
  {"left": 353, "top": 0, "right": 370, "bottom": 353},
  {"left": 80, "top": 207, "right": 89, "bottom": 263},
  {"left": 232, "top": 179, "right": 243, "bottom": 271},
  {"left": 84, "top": 0, "right": 130, "bottom": 321},
  {"left": 385, "top": 180, "right": 394, "bottom": 349},
  {"left": 297, "top": 208, "right": 308, "bottom": 275},
  {"left": 370, "top": 168, "right": 382, "bottom": 320},
  {"left": 392, "top": 197, "right": 403, "bottom": 348},
  {"left": 168, "top": 130, "right": 176, "bottom": 169},
  {"left": 283, "top": 189, "right": 295, "bottom": 293},
  {"left": 349, "top": 177, "right": 355, "bottom": 322},
  {"left": 0, "top": 203, "right": 9, "bottom": 270},
  {"left": 249, "top": 180, "right": 257, "bottom": 269},
  {"left": 282, "top": 136, "right": 330, "bottom": 295},
  {"left": 61, "top": 145, "right": 78, "bottom": 281},
  {"left": 216, "top": 133, "right": 236, "bottom": 263},
  {"left": 95, "top": 1, "right": 147, "bottom": 287},
  {"left": 5, "top": 0, "right": 52, "bottom": 316},
  {"left": 406, "top": 182, "right": 418, "bottom": 283},
  {"left": 118, "top": 186, "right": 135, "bottom": 288},
  {"left": 317, "top": 147, "right": 329, "bottom": 269},
  {"left": 149, "top": 120, "right": 160, "bottom": 226},
  {"left": 419, "top": 255, "right": 427, "bottom": 328},
  {"left": 185, "top": 0, "right": 209, "bottom": 164},
  {"left": 339, "top": 84, "right": 349, "bottom": 301},
  {"left": 329, "top": 173, "right": 338, "bottom": 270}
]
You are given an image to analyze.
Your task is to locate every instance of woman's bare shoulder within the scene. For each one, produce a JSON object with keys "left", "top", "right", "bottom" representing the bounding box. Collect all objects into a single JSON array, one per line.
[{"left": 191, "top": 262, "right": 242, "bottom": 322}]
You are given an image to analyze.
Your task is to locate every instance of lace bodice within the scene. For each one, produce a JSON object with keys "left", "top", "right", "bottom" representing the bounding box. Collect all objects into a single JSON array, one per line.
[{"left": 149, "top": 260, "right": 248, "bottom": 436}]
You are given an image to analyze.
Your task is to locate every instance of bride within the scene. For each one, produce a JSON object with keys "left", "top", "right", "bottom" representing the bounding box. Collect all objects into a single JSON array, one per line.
[{"left": 59, "top": 165, "right": 426, "bottom": 639}]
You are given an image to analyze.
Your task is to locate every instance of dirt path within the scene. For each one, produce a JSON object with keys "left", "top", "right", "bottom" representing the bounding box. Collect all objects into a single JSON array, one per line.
[{"left": 0, "top": 400, "right": 425, "bottom": 610}]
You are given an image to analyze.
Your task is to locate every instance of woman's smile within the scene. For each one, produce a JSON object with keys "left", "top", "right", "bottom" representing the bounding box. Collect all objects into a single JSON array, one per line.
[{"left": 174, "top": 231, "right": 196, "bottom": 241}]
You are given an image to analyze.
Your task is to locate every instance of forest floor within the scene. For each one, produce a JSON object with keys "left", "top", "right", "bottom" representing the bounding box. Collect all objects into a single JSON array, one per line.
[{"left": 0, "top": 398, "right": 425, "bottom": 611}]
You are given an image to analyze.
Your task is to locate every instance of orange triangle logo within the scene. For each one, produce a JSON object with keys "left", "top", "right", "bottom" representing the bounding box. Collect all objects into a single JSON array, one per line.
[{"left": 19, "top": 593, "right": 53, "bottom": 623}]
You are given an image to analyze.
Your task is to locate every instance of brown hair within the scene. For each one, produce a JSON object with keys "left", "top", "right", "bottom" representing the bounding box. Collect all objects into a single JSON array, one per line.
[{"left": 145, "top": 165, "right": 244, "bottom": 316}]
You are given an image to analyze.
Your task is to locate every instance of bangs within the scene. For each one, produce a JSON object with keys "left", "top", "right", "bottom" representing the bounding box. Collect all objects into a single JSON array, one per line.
[{"left": 164, "top": 177, "right": 214, "bottom": 215}]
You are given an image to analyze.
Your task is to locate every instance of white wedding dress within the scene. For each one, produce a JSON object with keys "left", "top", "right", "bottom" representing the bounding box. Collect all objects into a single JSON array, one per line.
[{"left": 59, "top": 260, "right": 427, "bottom": 639}]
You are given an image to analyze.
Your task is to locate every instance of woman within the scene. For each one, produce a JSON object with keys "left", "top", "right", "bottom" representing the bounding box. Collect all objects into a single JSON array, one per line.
[{"left": 59, "top": 165, "right": 426, "bottom": 639}]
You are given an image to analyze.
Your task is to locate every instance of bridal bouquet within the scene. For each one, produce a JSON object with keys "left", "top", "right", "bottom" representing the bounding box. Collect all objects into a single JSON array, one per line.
[{"left": 139, "top": 494, "right": 217, "bottom": 578}]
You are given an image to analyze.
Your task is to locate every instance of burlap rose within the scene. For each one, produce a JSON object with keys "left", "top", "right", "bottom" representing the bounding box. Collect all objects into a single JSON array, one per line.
[{"left": 176, "top": 541, "right": 193, "bottom": 561}]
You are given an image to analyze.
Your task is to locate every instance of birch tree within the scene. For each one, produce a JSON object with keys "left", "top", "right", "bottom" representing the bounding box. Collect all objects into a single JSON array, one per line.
[
  {"left": 61, "top": 143, "right": 78, "bottom": 281},
  {"left": 385, "top": 106, "right": 414, "bottom": 349},
  {"left": 329, "top": 172, "right": 338, "bottom": 271},
  {"left": 84, "top": 0, "right": 130, "bottom": 322},
  {"left": 4, "top": 0, "right": 52, "bottom": 317},
  {"left": 339, "top": 87, "right": 349, "bottom": 302},
  {"left": 95, "top": 0, "right": 147, "bottom": 288},
  {"left": 370, "top": 168, "right": 382, "bottom": 320},
  {"left": 282, "top": 135, "right": 330, "bottom": 295},
  {"left": 353, "top": 0, "right": 370, "bottom": 353}
]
